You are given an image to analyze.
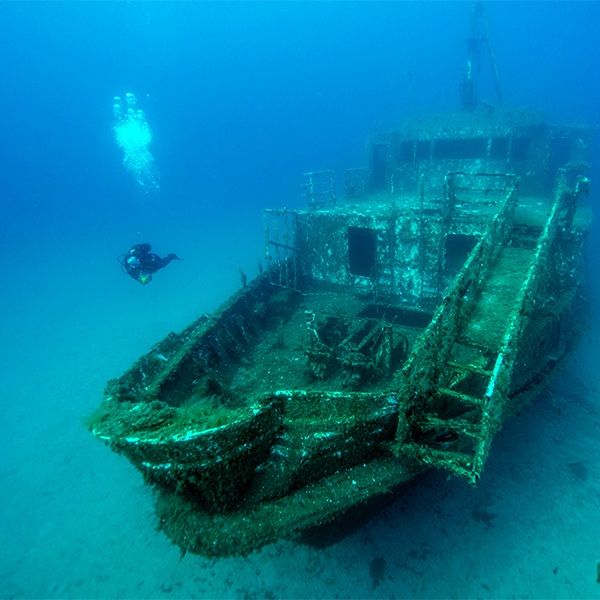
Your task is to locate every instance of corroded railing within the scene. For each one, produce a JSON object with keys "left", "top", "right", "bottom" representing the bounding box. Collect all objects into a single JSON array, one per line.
[
  {"left": 396, "top": 171, "right": 582, "bottom": 483},
  {"left": 395, "top": 175, "right": 519, "bottom": 444},
  {"left": 471, "top": 175, "right": 576, "bottom": 476}
]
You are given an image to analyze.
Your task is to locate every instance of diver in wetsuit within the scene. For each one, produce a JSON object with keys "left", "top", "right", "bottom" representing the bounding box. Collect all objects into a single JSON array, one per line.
[{"left": 120, "top": 243, "right": 181, "bottom": 285}]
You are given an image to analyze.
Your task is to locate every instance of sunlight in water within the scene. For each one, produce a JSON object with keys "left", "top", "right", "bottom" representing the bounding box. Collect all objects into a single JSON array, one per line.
[{"left": 113, "top": 92, "right": 159, "bottom": 192}]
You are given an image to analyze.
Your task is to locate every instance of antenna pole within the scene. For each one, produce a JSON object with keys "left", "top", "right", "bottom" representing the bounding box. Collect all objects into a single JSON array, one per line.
[{"left": 460, "top": 2, "right": 502, "bottom": 111}]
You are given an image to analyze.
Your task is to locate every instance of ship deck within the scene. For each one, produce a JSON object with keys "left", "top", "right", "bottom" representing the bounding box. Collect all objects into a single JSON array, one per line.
[{"left": 229, "top": 287, "right": 430, "bottom": 397}]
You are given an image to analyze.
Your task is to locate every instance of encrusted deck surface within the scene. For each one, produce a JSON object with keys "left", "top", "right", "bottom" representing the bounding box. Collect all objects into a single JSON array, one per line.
[
  {"left": 229, "top": 288, "right": 427, "bottom": 396},
  {"left": 462, "top": 246, "right": 535, "bottom": 349}
]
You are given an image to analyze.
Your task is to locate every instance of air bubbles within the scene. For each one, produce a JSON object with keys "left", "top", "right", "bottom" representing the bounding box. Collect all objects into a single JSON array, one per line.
[{"left": 113, "top": 91, "right": 159, "bottom": 192}]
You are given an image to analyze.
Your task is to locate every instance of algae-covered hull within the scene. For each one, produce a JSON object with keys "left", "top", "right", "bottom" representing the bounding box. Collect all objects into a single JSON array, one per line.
[
  {"left": 90, "top": 11, "right": 592, "bottom": 553},
  {"left": 91, "top": 160, "right": 590, "bottom": 556}
]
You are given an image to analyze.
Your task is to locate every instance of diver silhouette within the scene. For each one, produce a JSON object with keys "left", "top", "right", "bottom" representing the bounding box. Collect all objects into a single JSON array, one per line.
[{"left": 119, "top": 243, "right": 181, "bottom": 285}]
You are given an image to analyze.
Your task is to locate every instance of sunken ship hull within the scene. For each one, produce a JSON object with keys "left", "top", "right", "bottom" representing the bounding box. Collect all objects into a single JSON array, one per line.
[
  {"left": 88, "top": 7, "right": 592, "bottom": 557},
  {"left": 91, "top": 107, "right": 591, "bottom": 554}
]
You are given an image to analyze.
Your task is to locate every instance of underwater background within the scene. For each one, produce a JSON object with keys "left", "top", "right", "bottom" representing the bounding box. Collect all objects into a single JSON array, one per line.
[{"left": 1, "top": 2, "right": 599, "bottom": 598}]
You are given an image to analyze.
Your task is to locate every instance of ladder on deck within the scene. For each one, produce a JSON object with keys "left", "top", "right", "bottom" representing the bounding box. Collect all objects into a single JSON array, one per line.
[{"left": 396, "top": 174, "right": 578, "bottom": 482}]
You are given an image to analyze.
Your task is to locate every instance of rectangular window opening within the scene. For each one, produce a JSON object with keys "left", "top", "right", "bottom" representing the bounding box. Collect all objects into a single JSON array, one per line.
[
  {"left": 371, "top": 143, "right": 388, "bottom": 190},
  {"left": 433, "top": 138, "right": 487, "bottom": 160},
  {"left": 549, "top": 138, "right": 573, "bottom": 169},
  {"left": 445, "top": 234, "right": 478, "bottom": 274},
  {"left": 399, "top": 140, "right": 414, "bottom": 162},
  {"left": 348, "top": 227, "right": 377, "bottom": 277},
  {"left": 490, "top": 137, "right": 509, "bottom": 160},
  {"left": 415, "top": 140, "right": 431, "bottom": 160},
  {"left": 511, "top": 137, "right": 531, "bottom": 161}
]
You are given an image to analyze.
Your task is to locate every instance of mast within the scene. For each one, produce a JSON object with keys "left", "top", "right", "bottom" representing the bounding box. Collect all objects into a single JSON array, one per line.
[{"left": 460, "top": 1, "right": 503, "bottom": 111}]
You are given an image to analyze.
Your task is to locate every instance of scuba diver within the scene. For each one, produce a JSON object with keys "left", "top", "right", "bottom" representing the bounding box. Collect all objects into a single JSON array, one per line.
[{"left": 119, "top": 243, "right": 181, "bottom": 285}]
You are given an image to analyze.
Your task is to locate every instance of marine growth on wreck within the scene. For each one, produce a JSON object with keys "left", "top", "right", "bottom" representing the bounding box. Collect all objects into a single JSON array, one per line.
[{"left": 89, "top": 10, "right": 592, "bottom": 556}]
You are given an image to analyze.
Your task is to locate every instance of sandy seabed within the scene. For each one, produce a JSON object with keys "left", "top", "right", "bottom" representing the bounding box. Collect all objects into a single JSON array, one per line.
[{"left": 1, "top": 236, "right": 598, "bottom": 600}]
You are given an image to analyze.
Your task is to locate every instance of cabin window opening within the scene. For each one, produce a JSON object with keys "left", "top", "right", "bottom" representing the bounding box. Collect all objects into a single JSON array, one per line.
[
  {"left": 399, "top": 140, "right": 414, "bottom": 162},
  {"left": 371, "top": 143, "right": 388, "bottom": 190},
  {"left": 511, "top": 137, "right": 531, "bottom": 161},
  {"left": 415, "top": 140, "right": 431, "bottom": 160},
  {"left": 348, "top": 227, "right": 377, "bottom": 277},
  {"left": 490, "top": 137, "right": 509, "bottom": 160},
  {"left": 445, "top": 234, "right": 478, "bottom": 274},
  {"left": 433, "top": 138, "right": 487, "bottom": 159},
  {"left": 548, "top": 137, "right": 573, "bottom": 170}
]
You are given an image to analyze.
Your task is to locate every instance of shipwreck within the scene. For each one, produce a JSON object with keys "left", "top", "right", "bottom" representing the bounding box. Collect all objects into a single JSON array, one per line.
[{"left": 90, "top": 6, "right": 592, "bottom": 556}]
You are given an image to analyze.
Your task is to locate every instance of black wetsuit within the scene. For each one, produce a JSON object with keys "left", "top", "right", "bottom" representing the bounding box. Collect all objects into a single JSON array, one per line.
[{"left": 122, "top": 243, "right": 180, "bottom": 284}]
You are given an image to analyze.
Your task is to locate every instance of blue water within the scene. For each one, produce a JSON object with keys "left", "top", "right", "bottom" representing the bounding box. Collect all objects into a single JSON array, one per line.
[{"left": 1, "top": 2, "right": 599, "bottom": 598}]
